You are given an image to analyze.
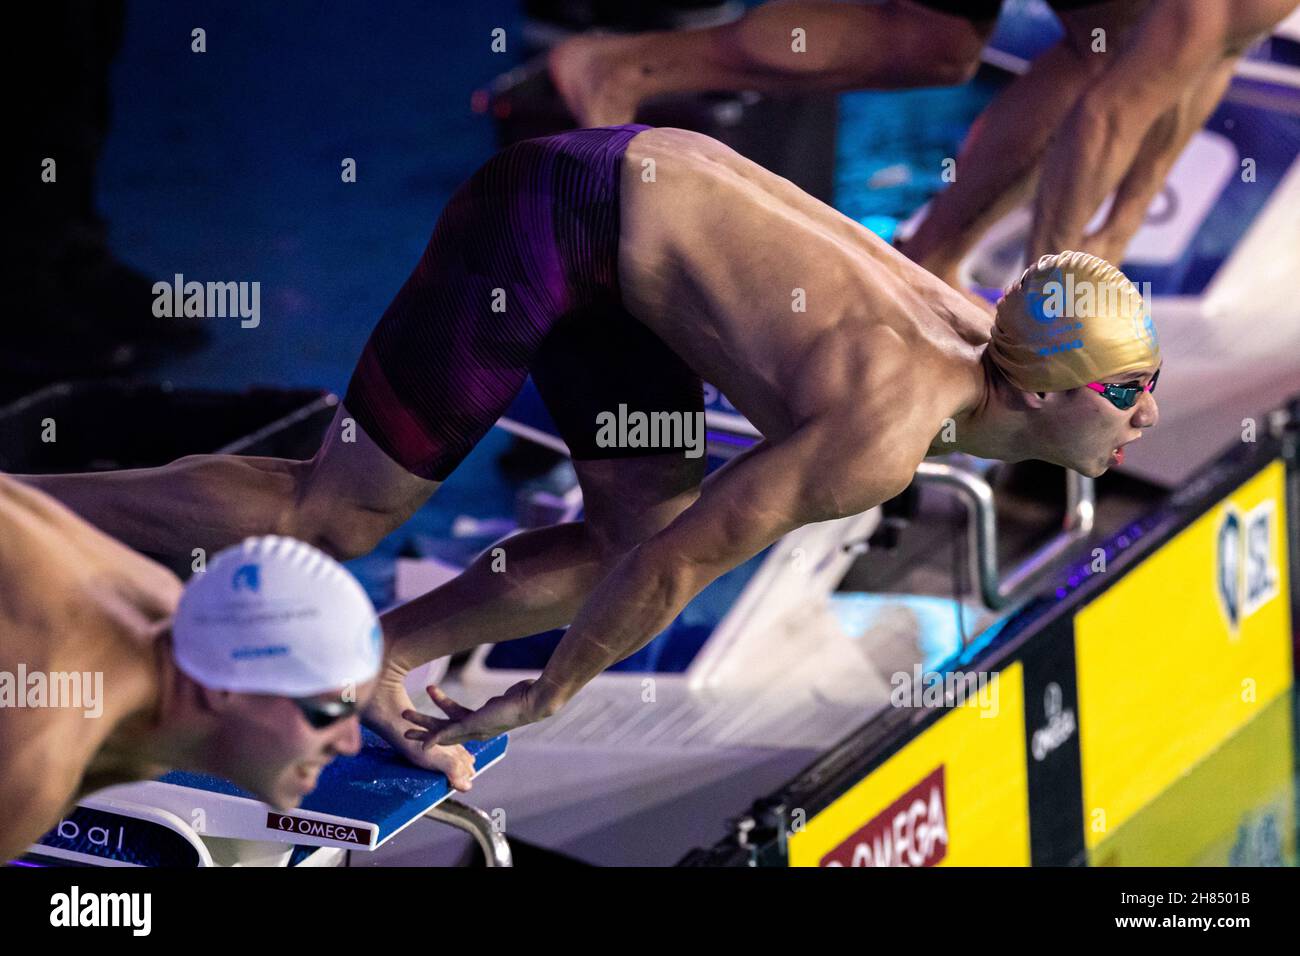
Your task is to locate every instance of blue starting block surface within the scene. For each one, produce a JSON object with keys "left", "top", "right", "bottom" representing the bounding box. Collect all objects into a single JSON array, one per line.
[
  {"left": 159, "top": 729, "right": 507, "bottom": 846},
  {"left": 25, "top": 728, "right": 509, "bottom": 863},
  {"left": 27, "top": 732, "right": 507, "bottom": 865}
]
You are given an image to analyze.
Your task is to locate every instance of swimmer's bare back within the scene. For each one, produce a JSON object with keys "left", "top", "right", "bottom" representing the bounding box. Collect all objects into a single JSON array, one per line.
[
  {"left": 495, "top": 129, "right": 1006, "bottom": 722},
  {"left": 617, "top": 127, "right": 992, "bottom": 472},
  {"left": 0, "top": 474, "right": 179, "bottom": 862}
]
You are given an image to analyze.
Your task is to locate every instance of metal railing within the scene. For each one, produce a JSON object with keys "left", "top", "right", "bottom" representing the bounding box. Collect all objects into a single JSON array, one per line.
[
  {"left": 914, "top": 458, "right": 1095, "bottom": 613},
  {"left": 425, "top": 800, "right": 514, "bottom": 868}
]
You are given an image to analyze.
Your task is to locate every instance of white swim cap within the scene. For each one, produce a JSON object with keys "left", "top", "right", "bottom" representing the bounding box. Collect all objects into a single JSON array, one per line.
[{"left": 172, "top": 536, "right": 382, "bottom": 697}]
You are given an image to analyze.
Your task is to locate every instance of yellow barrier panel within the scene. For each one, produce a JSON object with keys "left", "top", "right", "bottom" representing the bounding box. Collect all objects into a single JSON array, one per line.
[
  {"left": 1089, "top": 691, "right": 1295, "bottom": 866},
  {"left": 1075, "top": 461, "right": 1293, "bottom": 850},
  {"left": 789, "top": 663, "right": 1029, "bottom": 866}
]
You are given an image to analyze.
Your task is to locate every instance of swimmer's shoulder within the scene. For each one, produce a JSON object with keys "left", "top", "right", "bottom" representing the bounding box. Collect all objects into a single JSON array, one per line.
[
  {"left": 0, "top": 474, "right": 87, "bottom": 569},
  {"left": 0, "top": 471, "right": 77, "bottom": 525},
  {"left": 0, "top": 472, "right": 182, "bottom": 597},
  {"left": 0, "top": 713, "right": 86, "bottom": 861},
  {"left": 0, "top": 475, "right": 181, "bottom": 659}
]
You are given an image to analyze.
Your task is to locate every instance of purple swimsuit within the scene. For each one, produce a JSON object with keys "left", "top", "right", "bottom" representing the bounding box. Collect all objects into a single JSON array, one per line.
[{"left": 345, "top": 124, "right": 703, "bottom": 480}]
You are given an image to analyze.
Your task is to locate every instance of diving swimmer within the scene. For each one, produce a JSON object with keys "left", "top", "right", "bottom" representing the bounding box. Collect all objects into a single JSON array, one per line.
[{"left": 20, "top": 125, "right": 1161, "bottom": 754}]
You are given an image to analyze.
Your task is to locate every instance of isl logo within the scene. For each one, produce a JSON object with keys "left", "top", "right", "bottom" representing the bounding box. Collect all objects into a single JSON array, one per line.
[{"left": 1215, "top": 501, "right": 1279, "bottom": 633}]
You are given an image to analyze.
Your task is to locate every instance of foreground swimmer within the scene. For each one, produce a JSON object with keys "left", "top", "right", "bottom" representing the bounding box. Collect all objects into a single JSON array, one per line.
[
  {"left": 550, "top": 0, "right": 1296, "bottom": 276},
  {"left": 0, "top": 484, "right": 472, "bottom": 862},
  {"left": 25, "top": 126, "right": 1160, "bottom": 752}
]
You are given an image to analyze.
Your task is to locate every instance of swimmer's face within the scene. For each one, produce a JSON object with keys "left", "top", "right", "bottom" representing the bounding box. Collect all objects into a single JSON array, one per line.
[
  {"left": 1038, "top": 366, "right": 1160, "bottom": 477},
  {"left": 213, "top": 678, "right": 377, "bottom": 809}
]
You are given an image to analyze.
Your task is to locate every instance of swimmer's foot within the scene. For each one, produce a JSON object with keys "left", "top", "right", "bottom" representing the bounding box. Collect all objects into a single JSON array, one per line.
[
  {"left": 363, "top": 669, "right": 476, "bottom": 790},
  {"left": 549, "top": 33, "right": 646, "bottom": 127}
]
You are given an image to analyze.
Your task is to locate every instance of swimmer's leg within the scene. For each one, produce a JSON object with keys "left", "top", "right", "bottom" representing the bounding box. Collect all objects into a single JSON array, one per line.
[
  {"left": 550, "top": 0, "right": 994, "bottom": 127},
  {"left": 379, "top": 297, "right": 709, "bottom": 671},
  {"left": 21, "top": 125, "right": 646, "bottom": 562},
  {"left": 377, "top": 295, "right": 708, "bottom": 681},
  {"left": 18, "top": 408, "right": 432, "bottom": 563},
  {"left": 21, "top": 453, "right": 314, "bottom": 559}
]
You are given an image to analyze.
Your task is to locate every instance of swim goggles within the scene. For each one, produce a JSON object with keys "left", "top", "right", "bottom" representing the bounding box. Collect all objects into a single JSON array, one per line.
[
  {"left": 293, "top": 696, "right": 358, "bottom": 729},
  {"left": 1085, "top": 367, "right": 1160, "bottom": 410}
]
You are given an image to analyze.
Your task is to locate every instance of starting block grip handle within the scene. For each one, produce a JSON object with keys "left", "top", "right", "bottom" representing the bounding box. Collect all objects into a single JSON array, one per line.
[{"left": 424, "top": 800, "right": 512, "bottom": 867}]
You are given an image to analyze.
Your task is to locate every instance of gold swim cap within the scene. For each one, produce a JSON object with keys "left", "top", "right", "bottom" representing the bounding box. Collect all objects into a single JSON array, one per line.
[{"left": 989, "top": 251, "right": 1160, "bottom": 393}]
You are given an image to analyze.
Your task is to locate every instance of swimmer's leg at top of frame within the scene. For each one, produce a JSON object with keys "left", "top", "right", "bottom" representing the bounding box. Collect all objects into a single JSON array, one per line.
[
  {"left": 903, "top": 0, "right": 1292, "bottom": 285},
  {"left": 549, "top": 0, "right": 996, "bottom": 127}
]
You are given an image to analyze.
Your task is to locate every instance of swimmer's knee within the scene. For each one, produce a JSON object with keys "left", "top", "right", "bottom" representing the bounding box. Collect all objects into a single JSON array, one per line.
[
  {"left": 284, "top": 502, "right": 394, "bottom": 561},
  {"left": 280, "top": 460, "right": 397, "bottom": 560}
]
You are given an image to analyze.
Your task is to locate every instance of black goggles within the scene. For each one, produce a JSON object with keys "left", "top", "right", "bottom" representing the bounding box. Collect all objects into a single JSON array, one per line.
[{"left": 293, "top": 696, "right": 358, "bottom": 730}]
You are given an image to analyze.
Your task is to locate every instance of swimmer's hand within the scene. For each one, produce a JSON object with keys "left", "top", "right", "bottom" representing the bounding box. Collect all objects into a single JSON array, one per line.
[
  {"left": 363, "top": 675, "right": 476, "bottom": 790},
  {"left": 403, "top": 681, "right": 549, "bottom": 746}
]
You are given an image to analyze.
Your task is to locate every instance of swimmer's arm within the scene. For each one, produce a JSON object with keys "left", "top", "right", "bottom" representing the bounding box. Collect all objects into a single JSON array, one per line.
[
  {"left": 1085, "top": 56, "right": 1237, "bottom": 264},
  {"left": 899, "top": 0, "right": 1144, "bottom": 284},
  {"left": 1027, "top": 0, "right": 1230, "bottom": 258},
  {"left": 900, "top": 37, "right": 1090, "bottom": 284},
  {"left": 529, "top": 427, "right": 912, "bottom": 715},
  {"left": 1083, "top": 0, "right": 1300, "bottom": 262}
]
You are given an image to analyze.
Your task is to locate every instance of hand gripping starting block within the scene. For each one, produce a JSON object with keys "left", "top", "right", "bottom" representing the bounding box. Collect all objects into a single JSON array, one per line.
[{"left": 25, "top": 731, "right": 509, "bottom": 867}]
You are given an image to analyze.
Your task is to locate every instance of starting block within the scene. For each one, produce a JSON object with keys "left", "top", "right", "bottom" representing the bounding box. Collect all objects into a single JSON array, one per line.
[{"left": 24, "top": 731, "right": 509, "bottom": 867}]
